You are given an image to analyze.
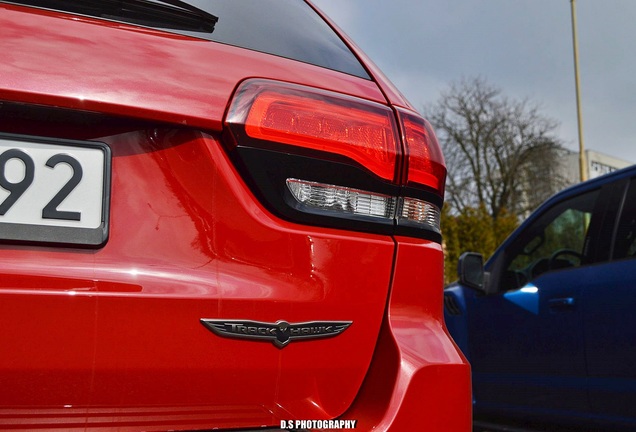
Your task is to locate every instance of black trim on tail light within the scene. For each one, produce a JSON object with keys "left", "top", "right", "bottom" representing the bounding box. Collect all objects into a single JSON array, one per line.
[{"left": 229, "top": 147, "right": 398, "bottom": 236}]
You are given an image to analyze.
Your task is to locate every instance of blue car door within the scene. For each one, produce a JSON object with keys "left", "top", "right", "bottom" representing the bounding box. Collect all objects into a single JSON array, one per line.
[
  {"left": 469, "top": 186, "right": 606, "bottom": 419},
  {"left": 582, "top": 176, "right": 636, "bottom": 426}
]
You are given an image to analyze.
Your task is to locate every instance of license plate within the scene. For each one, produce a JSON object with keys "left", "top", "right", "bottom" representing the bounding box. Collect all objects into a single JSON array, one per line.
[{"left": 0, "top": 134, "right": 111, "bottom": 247}]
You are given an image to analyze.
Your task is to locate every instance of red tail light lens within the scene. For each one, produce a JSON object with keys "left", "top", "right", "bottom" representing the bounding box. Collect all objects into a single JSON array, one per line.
[
  {"left": 398, "top": 109, "right": 446, "bottom": 194},
  {"left": 226, "top": 80, "right": 400, "bottom": 182}
]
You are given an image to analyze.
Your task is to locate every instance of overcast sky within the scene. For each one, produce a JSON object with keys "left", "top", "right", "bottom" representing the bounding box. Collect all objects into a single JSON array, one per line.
[{"left": 313, "top": 0, "right": 636, "bottom": 164}]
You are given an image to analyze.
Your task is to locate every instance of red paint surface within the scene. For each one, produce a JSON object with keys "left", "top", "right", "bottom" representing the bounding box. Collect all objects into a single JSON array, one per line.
[{"left": 0, "top": 3, "right": 470, "bottom": 430}]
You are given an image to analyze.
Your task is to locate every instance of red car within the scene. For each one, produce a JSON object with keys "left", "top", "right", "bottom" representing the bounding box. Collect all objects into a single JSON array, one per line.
[{"left": 0, "top": 1, "right": 470, "bottom": 430}]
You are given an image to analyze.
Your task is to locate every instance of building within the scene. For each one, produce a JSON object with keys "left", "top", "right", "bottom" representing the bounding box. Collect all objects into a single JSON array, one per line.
[{"left": 563, "top": 149, "right": 633, "bottom": 185}]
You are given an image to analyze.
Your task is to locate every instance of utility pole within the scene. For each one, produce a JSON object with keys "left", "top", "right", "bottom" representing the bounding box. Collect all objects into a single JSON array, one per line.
[{"left": 570, "top": 0, "right": 587, "bottom": 181}]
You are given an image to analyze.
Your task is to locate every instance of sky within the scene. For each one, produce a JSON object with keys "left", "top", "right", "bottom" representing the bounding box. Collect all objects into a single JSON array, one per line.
[{"left": 312, "top": 0, "right": 636, "bottom": 164}]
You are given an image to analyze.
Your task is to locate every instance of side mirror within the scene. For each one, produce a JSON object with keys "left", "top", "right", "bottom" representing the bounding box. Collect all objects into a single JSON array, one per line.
[{"left": 458, "top": 252, "right": 485, "bottom": 292}]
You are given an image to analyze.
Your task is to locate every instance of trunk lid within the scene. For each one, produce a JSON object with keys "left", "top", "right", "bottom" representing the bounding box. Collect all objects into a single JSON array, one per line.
[{"left": 0, "top": 4, "right": 394, "bottom": 429}]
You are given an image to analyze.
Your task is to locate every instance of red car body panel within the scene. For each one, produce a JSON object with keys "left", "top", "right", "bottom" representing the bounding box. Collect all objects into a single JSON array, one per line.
[
  {"left": 0, "top": 4, "right": 386, "bottom": 131},
  {"left": 0, "top": 129, "right": 394, "bottom": 429},
  {"left": 0, "top": 2, "right": 470, "bottom": 431},
  {"left": 340, "top": 238, "right": 471, "bottom": 431}
]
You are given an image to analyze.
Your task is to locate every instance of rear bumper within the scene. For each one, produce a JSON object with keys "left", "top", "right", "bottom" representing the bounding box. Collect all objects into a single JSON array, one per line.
[{"left": 338, "top": 237, "right": 472, "bottom": 431}]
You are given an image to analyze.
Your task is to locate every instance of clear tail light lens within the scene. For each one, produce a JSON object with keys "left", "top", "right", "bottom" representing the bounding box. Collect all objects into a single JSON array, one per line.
[
  {"left": 286, "top": 178, "right": 441, "bottom": 233},
  {"left": 286, "top": 179, "right": 397, "bottom": 219},
  {"left": 399, "top": 197, "right": 441, "bottom": 233}
]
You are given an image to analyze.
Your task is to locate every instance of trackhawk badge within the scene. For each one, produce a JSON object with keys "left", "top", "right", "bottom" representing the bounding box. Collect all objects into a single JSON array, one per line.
[{"left": 200, "top": 319, "right": 352, "bottom": 348}]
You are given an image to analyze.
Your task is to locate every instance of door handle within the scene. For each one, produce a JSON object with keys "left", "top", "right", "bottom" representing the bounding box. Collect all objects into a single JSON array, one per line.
[{"left": 548, "top": 297, "right": 576, "bottom": 311}]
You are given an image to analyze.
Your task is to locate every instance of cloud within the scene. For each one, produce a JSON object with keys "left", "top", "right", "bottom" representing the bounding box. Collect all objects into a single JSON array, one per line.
[{"left": 313, "top": 0, "right": 636, "bottom": 163}]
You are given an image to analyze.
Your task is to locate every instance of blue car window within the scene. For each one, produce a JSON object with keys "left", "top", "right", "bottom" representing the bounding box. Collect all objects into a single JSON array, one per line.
[
  {"left": 613, "top": 179, "right": 636, "bottom": 260},
  {"left": 502, "top": 189, "right": 600, "bottom": 290}
]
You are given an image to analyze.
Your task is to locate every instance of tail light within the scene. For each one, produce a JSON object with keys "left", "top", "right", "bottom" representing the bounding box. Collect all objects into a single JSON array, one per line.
[
  {"left": 286, "top": 179, "right": 398, "bottom": 220},
  {"left": 398, "top": 109, "right": 446, "bottom": 194},
  {"left": 226, "top": 80, "right": 400, "bottom": 182},
  {"left": 224, "top": 79, "right": 446, "bottom": 240}
]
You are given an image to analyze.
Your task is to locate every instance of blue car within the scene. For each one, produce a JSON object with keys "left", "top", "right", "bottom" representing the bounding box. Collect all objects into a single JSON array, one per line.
[{"left": 445, "top": 165, "right": 636, "bottom": 431}]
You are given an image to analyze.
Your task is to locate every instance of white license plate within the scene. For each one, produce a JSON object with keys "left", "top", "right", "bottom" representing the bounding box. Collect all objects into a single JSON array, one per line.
[{"left": 0, "top": 134, "right": 111, "bottom": 246}]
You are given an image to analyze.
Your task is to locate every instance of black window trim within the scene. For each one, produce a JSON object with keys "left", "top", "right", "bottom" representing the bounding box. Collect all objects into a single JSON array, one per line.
[{"left": 609, "top": 177, "right": 635, "bottom": 261}]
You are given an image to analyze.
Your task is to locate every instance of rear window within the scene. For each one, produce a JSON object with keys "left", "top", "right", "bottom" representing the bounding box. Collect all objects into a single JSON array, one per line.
[
  {"left": 6, "top": 0, "right": 369, "bottom": 79},
  {"left": 177, "top": 0, "right": 370, "bottom": 78}
]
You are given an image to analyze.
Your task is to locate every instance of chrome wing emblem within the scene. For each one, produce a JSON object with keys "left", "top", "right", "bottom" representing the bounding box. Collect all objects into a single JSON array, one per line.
[{"left": 200, "top": 319, "right": 352, "bottom": 348}]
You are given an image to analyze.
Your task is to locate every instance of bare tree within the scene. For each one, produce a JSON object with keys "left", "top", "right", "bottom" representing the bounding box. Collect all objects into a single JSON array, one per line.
[{"left": 425, "top": 77, "right": 567, "bottom": 220}]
